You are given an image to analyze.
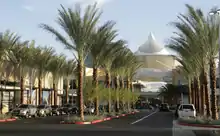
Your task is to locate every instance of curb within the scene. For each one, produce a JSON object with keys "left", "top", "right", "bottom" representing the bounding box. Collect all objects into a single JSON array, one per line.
[
  {"left": 0, "top": 118, "right": 17, "bottom": 123},
  {"left": 178, "top": 122, "right": 220, "bottom": 128},
  {"left": 60, "top": 111, "right": 139, "bottom": 125}
]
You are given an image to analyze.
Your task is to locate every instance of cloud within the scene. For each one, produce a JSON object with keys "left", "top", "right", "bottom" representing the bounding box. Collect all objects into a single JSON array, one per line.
[
  {"left": 67, "top": 0, "right": 111, "bottom": 8},
  {"left": 22, "top": 5, "right": 34, "bottom": 12}
]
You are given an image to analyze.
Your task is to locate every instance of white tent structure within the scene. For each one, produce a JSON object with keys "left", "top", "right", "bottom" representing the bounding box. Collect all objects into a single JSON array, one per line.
[{"left": 134, "top": 33, "right": 181, "bottom": 93}]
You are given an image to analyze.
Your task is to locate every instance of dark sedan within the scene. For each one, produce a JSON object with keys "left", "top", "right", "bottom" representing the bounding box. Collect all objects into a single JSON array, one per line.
[
  {"left": 62, "top": 104, "right": 78, "bottom": 115},
  {"left": 51, "top": 105, "right": 62, "bottom": 116},
  {"left": 159, "top": 103, "right": 170, "bottom": 111}
]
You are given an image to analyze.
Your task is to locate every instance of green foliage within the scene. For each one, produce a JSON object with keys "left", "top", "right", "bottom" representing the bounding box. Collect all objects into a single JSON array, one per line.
[
  {"left": 64, "top": 115, "right": 105, "bottom": 122},
  {"left": 177, "top": 116, "right": 220, "bottom": 125},
  {"left": 0, "top": 114, "right": 12, "bottom": 119}
]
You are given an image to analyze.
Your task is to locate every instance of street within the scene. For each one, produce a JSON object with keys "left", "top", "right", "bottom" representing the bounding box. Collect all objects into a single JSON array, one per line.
[{"left": 0, "top": 110, "right": 175, "bottom": 136}]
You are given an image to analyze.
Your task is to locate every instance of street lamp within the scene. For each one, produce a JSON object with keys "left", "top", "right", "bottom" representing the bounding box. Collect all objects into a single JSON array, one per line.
[{"left": 209, "top": 9, "right": 220, "bottom": 90}]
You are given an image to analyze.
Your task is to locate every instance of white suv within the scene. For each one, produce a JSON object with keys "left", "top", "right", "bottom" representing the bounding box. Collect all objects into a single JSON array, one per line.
[{"left": 178, "top": 104, "right": 196, "bottom": 118}]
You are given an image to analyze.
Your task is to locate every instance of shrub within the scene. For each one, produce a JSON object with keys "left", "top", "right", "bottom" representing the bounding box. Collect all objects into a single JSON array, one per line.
[
  {"left": 178, "top": 116, "right": 220, "bottom": 125},
  {"left": 0, "top": 114, "right": 12, "bottom": 120},
  {"left": 64, "top": 115, "right": 105, "bottom": 122}
]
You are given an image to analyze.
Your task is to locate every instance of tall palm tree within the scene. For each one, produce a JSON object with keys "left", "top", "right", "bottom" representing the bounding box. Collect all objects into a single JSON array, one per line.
[
  {"left": 34, "top": 46, "right": 55, "bottom": 105},
  {"left": 47, "top": 54, "right": 66, "bottom": 105},
  {"left": 63, "top": 59, "right": 76, "bottom": 104},
  {"left": 40, "top": 4, "right": 102, "bottom": 120},
  {"left": 167, "top": 4, "right": 220, "bottom": 118},
  {"left": 7, "top": 40, "right": 29, "bottom": 104},
  {"left": 90, "top": 20, "right": 117, "bottom": 115},
  {"left": 102, "top": 40, "right": 126, "bottom": 112},
  {"left": 205, "top": 14, "right": 219, "bottom": 119}
]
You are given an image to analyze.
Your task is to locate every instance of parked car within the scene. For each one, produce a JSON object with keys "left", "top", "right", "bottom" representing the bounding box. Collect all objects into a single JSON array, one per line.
[
  {"left": 51, "top": 105, "right": 62, "bottom": 116},
  {"left": 159, "top": 103, "right": 170, "bottom": 111},
  {"left": 170, "top": 104, "right": 177, "bottom": 110},
  {"left": 11, "top": 104, "right": 37, "bottom": 118},
  {"left": 37, "top": 105, "right": 52, "bottom": 117},
  {"left": 62, "top": 104, "right": 78, "bottom": 115},
  {"left": 84, "top": 106, "right": 95, "bottom": 114},
  {"left": 177, "top": 104, "right": 196, "bottom": 118}
]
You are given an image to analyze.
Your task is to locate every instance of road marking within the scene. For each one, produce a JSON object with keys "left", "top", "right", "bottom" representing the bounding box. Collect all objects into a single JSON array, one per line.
[{"left": 130, "top": 111, "right": 158, "bottom": 125}]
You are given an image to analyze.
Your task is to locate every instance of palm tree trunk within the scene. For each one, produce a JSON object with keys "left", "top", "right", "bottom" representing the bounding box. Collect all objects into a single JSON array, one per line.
[
  {"left": 194, "top": 77, "right": 200, "bottom": 112},
  {"left": 77, "top": 62, "right": 84, "bottom": 121},
  {"left": 126, "top": 78, "right": 130, "bottom": 90},
  {"left": 188, "top": 78, "right": 192, "bottom": 104},
  {"left": 200, "top": 83, "right": 205, "bottom": 115},
  {"left": 126, "top": 77, "right": 130, "bottom": 112},
  {"left": 105, "top": 71, "right": 111, "bottom": 113},
  {"left": 92, "top": 67, "right": 99, "bottom": 115},
  {"left": 66, "top": 79, "right": 69, "bottom": 104},
  {"left": 210, "top": 58, "right": 218, "bottom": 120},
  {"left": 20, "top": 76, "right": 24, "bottom": 104},
  {"left": 197, "top": 77, "right": 202, "bottom": 113},
  {"left": 203, "top": 70, "right": 211, "bottom": 117},
  {"left": 53, "top": 82, "right": 57, "bottom": 105},
  {"left": 119, "top": 78, "right": 124, "bottom": 88},
  {"left": 191, "top": 81, "right": 195, "bottom": 105},
  {"left": 38, "top": 78, "right": 42, "bottom": 105},
  {"left": 114, "top": 76, "right": 120, "bottom": 112}
]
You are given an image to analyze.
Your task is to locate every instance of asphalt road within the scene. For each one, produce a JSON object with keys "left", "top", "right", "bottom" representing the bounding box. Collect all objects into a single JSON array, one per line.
[
  {"left": 2, "top": 115, "right": 64, "bottom": 124},
  {"left": 0, "top": 110, "right": 174, "bottom": 136}
]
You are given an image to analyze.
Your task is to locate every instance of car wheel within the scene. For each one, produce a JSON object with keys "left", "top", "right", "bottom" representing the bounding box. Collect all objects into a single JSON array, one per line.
[
  {"left": 25, "top": 113, "right": 30, "bottom": 118},
  {"left": 56, "top": 112, "right": 60, "bottom": 116},
  {"left": 33, "top": 113, "right": 38, "bottom": 118}
]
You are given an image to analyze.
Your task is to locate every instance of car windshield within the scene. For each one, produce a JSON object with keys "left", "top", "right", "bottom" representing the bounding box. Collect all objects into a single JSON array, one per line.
[
  {"left": 182, "top": 105, "right": 194, "bottom": 110},
  {"left": 37, "top": 105, "right": 46, "bottom": 109},
  {"left": 18, "top": 104, "right": 28, "bottom": 108},
  {"left": 64, "top": 104, "right": 71, "bottom": 107}
]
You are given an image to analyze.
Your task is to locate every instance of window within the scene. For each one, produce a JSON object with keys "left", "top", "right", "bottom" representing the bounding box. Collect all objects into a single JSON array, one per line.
[{"left": 182, "top": 105, "right": 194, "bottom": 110}]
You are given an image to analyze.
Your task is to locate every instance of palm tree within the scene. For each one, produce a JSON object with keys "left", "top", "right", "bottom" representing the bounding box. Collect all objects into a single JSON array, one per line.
[
  {"left": 7, "top": 40, "right": 29, "bottom": 104},
  {"left": 90, "top": 20, "right": 117, "bottom": 115},
  {"left": 25, "top": 41, "right": 39, "bottom": 105},
  {"left": 47, "top": 54, "right": 66, "bottom": 105},
  {"left": 206, "top": 13, "right": 219, "bottom": 119},
  {"left": 167, "top": 4, "right": 219, "bottom": 118},
  {"left": 102, "top": 40, "right": 126, "bottom": 112},
  {"left": 34, "top": 46, "right": 55, "bottom": 105},
  {"left": 159, "top": 84, "right": 179, "bottom": 104},
  {"left": 62, "top": 59, "right": 76, "bottom": 104},
  {"left": 40, "top": 3, "right": 102, "bottom": 120}
]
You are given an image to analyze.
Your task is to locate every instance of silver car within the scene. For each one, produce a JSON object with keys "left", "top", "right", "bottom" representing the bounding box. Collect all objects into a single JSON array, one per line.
[{"left": 11, "top": 104, "right": 37, "bottom": 118}]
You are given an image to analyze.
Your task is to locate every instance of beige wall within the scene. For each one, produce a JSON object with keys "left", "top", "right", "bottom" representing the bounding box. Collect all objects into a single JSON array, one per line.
[
  {"left": 172, "top": 69, "right": 187, "bottom": 85},
  {"left": 136, "top": 55, "right": 175, "bottom": 70}
]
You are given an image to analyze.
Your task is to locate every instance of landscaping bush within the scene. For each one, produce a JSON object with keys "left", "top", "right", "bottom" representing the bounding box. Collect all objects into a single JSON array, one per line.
[
  {"left": 64, "top": 115, "right": 105, "bottom": 122},
  {"left": 0, "top": 114, "right": 12, "bottom": 120},
  {"left": 178, "top": 116, "right": 220, "bottom": 125}
]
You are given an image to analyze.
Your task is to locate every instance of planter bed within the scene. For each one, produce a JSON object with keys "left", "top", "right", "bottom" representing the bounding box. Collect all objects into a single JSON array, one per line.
[
  {"left": 177, "top": 117, "right": 220, "bottom": 128},
  {"left": 60, "top": 111, "right": 138, "bottom": 124}
]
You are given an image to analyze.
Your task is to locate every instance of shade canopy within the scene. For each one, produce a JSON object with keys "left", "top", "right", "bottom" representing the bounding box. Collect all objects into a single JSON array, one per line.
[{"left": 135, "top": 33, "right": 171, "bottom": 56}]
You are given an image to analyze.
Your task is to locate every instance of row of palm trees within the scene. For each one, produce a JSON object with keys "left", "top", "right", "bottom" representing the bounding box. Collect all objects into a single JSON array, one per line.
[
  {"left": 0, "top": 31, "right": 76, "bottom": 107},
  {"left": 41, "top": 4, "right": 143, "bottom": 120},
  {"left": 168, "top": 4, "right": 220, "bottom": 120},
  {"left": 1, "top": 4, "right": 142, "bottom": 120}
]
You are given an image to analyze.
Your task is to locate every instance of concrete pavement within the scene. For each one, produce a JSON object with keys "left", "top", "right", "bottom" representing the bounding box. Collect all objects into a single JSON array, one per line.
[{"left": 0, "top": 110, "right": 175, "bottom": 136}]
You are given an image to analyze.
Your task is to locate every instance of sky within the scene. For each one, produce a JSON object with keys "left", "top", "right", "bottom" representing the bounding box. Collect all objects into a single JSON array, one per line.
[{"left": 0, "top": 0, "right": 219, "bottom": 59}]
